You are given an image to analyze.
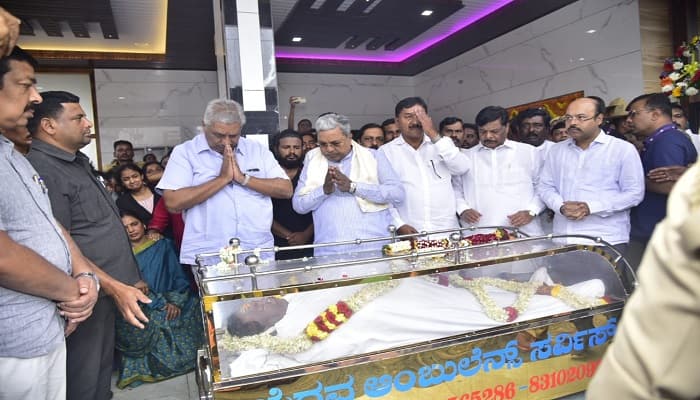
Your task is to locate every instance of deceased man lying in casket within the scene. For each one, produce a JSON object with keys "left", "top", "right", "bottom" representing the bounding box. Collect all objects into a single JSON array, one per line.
[{"left": 220, "top": 267, "right": 607, "bottom": 377}]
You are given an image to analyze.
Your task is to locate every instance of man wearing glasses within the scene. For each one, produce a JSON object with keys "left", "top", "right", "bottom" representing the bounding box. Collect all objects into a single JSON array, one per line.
[
  {"left": 625, "top": 93, "right": 697, "bottom": 270},
  {"left": 536, "top": 97, "right": 644, "bottom": 255}
]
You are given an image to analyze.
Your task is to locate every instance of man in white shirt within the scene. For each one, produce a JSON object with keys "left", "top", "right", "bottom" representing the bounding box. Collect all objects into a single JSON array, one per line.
[
  {"left": 536, "top": 97, "right": 644, "bottom": 252},
  {"left": 454, "top": 106, "right": 545, "bottom": 236},
  {"left": 379, "top": 97, "right": 469, "bottom": 237},
  {"left": 672, "top": 103, "right": 700, "bottom": 153}
]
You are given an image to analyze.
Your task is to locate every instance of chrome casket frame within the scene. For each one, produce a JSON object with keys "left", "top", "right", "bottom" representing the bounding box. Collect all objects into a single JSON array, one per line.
[{"left": 193, "top": 229, "right": 635, "bottom": 400}]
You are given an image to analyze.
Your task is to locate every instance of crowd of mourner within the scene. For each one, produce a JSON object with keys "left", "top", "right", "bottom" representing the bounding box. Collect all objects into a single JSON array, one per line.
[{"left": 1, "top": 7, "right": 698, "bottom": 398}]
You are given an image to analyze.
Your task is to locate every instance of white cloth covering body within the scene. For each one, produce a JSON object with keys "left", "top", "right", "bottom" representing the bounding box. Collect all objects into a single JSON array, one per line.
[{"left": 229, "top": 273, "right": 604, "bottom": 377}]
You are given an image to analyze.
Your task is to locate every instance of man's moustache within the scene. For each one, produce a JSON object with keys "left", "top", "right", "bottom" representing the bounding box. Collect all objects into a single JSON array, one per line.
[{"left": 409, "top": 123, "right": 422, "bottom": 129}]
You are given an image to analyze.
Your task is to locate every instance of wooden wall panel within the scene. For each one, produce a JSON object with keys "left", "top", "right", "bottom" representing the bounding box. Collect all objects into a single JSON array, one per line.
[{"left": 639, "top": 0, "right": 672, "bottom": 94}]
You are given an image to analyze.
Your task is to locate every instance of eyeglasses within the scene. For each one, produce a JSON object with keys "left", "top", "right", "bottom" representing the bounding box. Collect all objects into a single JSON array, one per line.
[
  {"left": 563, "top": 114, "right": 598, "bottom": 124},
  {"left": 627, "top": 108, "right": 651, "bottom": 119}
]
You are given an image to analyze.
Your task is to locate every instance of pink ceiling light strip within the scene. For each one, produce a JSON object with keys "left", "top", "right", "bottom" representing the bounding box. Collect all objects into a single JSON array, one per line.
[{"left": 275, "top": 0, "right": 516, "bottom": 63}]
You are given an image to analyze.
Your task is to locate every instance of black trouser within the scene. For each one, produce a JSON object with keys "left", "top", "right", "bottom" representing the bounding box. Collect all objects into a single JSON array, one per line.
[{"left": 66, "top": 295, "right": 116, "bottom": 400}]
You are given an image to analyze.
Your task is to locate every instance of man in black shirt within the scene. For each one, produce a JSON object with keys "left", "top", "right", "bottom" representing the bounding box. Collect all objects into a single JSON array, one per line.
[
  {"left": 271, "top": 130, "right": 314, "bottom": 260},
  {"left": 27, "top": 91, "right": 150, "bottom": 400}
]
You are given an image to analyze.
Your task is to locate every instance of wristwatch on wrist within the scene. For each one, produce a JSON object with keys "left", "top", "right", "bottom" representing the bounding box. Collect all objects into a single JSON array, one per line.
[
  {"left": 528, "top": 210, "right": 537, "bottom": 217},
  {"left": 349, "top": 182, "right": 357, "bottom": 194},
  {"left": 241, "top": 173, "right": 251, "bottom": 186},
  {"left": 74, "top": 271, "right": 100, "bottom": 293}
]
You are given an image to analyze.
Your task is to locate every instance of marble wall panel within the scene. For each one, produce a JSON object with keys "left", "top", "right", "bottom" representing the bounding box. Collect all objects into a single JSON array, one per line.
[
  {"left": 430, "top": 51, "right": 643, "bottom": 124},
  {"left": 277, "top": 73, "right": 415, "bottom": 129},
  {"left": 415, "top": 0, "right": 642, "bottom": 124},
  {"left": 94, "top": 69, "right": 218, "bottom": 166}
]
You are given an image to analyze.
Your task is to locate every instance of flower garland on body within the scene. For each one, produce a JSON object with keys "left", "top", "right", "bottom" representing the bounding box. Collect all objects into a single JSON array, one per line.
[
  {"left": 547, "top": 284, "right": 609, "bottom": 309},
  {"left": 660, "top": 35, "right": 700, "bottom": 99},
  {"left": 448, "top": 276, "right": 609, "bottom": 323},
  {"left": 449, "top": 275, "right": 539, "bottom": 322},
  {"left": 220, "top": 280, "right": 400, "bottom": 354},
  {"left": 383, "top": 228, "right": 510, "bottom": 256}
]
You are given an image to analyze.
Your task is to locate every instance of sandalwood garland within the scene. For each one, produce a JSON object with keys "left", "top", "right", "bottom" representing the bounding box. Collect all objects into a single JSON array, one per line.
[{"left": 221, "top": 280, "right": 400, "bottom": 354}]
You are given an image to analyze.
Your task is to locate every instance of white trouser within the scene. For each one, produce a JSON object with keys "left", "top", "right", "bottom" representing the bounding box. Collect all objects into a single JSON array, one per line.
[{"left": 0, "top": 342, "right": 67, "bottom": 400}]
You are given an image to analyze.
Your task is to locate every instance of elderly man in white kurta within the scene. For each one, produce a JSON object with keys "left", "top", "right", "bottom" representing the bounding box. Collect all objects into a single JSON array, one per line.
[
  {"left": 454, "top": 106, "right": 545, "bottom": 236},
  {"left": 293, "top": 113, "right": 404, "bottom": 256},
  {"left": 379, "top": 97, "right": 469, "bottom": 237}
]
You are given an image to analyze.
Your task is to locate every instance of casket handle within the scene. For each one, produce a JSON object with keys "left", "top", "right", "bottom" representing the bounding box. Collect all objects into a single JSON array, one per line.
[{"left": 195, "top": 348, "right": 214, "bottom": 400}]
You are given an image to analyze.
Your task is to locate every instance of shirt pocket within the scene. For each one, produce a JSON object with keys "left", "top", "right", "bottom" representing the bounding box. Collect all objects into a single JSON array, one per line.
[{"left": 75, "top": 185, "right": 111, "bottom": 223}]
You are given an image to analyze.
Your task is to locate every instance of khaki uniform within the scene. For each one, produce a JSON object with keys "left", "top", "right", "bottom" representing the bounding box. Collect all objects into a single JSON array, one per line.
[{"left": 587, "top": 164, "right": 700, "bottom": 399}]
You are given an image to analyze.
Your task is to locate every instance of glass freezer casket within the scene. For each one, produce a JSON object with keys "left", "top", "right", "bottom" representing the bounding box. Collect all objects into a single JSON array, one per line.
[{"left": 193, "top": 234, "right": 634, "bottom": 399}]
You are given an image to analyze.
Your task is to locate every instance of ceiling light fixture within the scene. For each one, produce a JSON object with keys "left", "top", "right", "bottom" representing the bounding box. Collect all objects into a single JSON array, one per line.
[
  {"left": 421, "top": 10, "right": 433, "bottom": 16},
  {"left": 292, "top": 37, "right": 303, "bottom": 42},
  {"left": 276, "top": 0, "right": 517, "bottom": 63},
  {"left": 586, "top": 29, "right": 596, "bottom": 34}
]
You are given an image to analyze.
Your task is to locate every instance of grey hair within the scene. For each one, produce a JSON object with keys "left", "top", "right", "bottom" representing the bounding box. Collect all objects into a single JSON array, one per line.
[
  {"left": 315, "top": 113, "right": 351, "bottom": 137},
  {"left": 203, "top": 99, "right": 246, "bottom": 127}
]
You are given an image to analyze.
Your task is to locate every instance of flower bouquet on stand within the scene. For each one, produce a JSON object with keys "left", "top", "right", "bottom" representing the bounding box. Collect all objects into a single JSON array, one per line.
[{"left": 660, "top": 36, "right": 700, "bottom": 101}]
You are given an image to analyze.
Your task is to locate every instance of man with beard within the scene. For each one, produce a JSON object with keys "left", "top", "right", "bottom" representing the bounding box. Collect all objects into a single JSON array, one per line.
[
  {"left": 625, "top": 93, "right": 697, "bottom": 270},
  {"left": 536, "top": 97, "right": 644, "bottom": 253},
  {"left": 379, "top": 97, "right": 469, "bottom": 236},
  {"left": 271, "top": 130, "right": 313, "bottom": 260},
  {"left": 462, "top": 123, "right": 479, "bottom": 149},
  {"left": 159, "top": 99, "right": 292, "bottom": 264},
  {"left": 453, "top": 106, "right": 545, "bottom": 236},
  {"left": 439, "top": 117, "right": 464, "bottom": 147},
  {"left": 517, "top": 108, "right": 554, "bottom": 161},
  {"left": 357, "top": 123, "right": 385, "bottom": 149},
  {"left": 26, "top": 90, "right": 150, "bottom": 400},
  {"left": 293, "top": 113, "right": 404, "bottom": 256}
]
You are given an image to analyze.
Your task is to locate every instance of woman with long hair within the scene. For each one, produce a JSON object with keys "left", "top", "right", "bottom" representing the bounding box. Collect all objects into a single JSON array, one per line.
[{"left": 115, "top": 163, "right": 160, "bottom": 225}]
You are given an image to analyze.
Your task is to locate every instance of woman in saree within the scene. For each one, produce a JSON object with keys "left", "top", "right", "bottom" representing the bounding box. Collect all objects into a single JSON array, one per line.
[{"left": 115, "top": 211, "right": 202, "bottom": 388}]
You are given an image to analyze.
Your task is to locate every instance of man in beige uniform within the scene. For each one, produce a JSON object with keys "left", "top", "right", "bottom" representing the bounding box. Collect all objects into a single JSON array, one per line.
[{"left": 587, "top": 164, "right": 700, "bottom": 399}]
